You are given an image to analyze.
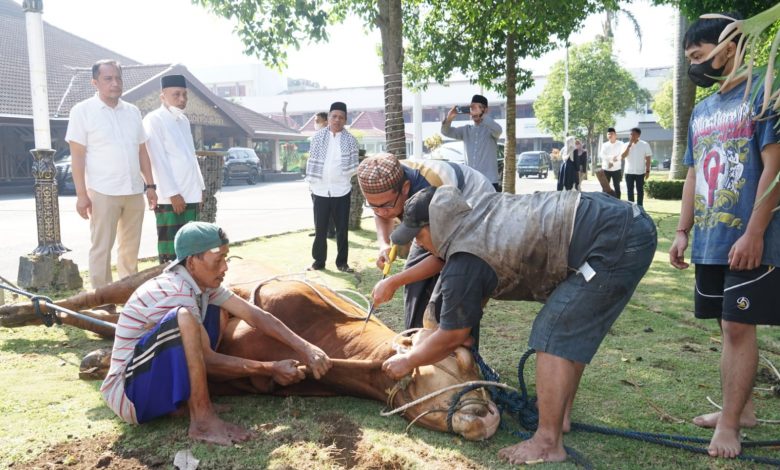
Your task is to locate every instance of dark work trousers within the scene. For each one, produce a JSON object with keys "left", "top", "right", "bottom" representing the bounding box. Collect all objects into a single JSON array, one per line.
[
  {"left": 404, "top": 242, "right": 441, "bottom": 329},
  {"left": 311, "top": 192, "right": 351, "bottom": 267},
  {"left": 625, "top": 173, "right": 646, "bottom": 206},
  {"left": 604, "top": 169, "right": 622, "bottom": 199},
  {"left": 311, "top": 209, "right": 336, "bottom": 237}
]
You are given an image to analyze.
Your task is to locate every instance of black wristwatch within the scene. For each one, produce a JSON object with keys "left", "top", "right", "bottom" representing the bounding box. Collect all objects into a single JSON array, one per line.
[{"left": 144, "top": 184, "right": 157, "bottom": 191}]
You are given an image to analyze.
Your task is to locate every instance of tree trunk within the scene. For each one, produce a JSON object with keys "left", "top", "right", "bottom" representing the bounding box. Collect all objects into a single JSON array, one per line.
[
  {"left": 587, "top": 126, "right": 597, "bottom": 175},
  {"left": 503, "top": 33, "right": 517, "bottom": 194},
  {"left": 670, "top": 11, "right": 695, "bottom": 180},
  {"left": 377, "top": 0, "right": 406, "bottom": 160}
]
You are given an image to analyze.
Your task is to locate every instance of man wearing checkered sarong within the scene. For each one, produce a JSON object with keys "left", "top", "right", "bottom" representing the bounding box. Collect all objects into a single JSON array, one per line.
[{"left": 143, "top": 74, "right": 205, "bottom": 263}]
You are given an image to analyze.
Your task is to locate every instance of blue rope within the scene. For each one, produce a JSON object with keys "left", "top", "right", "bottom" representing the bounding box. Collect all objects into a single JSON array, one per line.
[
  {"left": 30, "top": 294, "right": 59, "bottom": 327},
  {"left": 470, "top": 348, "right": 780, "bottom": 468},
  {"left": 0, "top": 282, "right": 60, "bottom": 327}
]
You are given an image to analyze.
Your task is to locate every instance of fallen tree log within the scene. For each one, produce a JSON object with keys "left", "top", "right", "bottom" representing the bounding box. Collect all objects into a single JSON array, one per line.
[{"left": 0, "top": 264, "right": 165, "bottom": 333}]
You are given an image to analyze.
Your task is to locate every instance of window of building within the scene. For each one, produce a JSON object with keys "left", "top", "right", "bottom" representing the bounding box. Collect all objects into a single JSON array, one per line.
[
  {"left": 422, "top": 107, "right": 440, "bottom": 122},
  {"left": 515, "top": 103, "right": 535, "bottom": 118}
]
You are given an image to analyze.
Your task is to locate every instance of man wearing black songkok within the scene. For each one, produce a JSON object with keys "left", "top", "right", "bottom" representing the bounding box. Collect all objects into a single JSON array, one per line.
[
  {"left": 143, "top": 74, "right": 205, "bottom": 263},
  {"left": 304, "top": 101, "right": 359, "bottom": 272},
  {"left": 441, "top": 94, "right": 503, "bottom": 191}
]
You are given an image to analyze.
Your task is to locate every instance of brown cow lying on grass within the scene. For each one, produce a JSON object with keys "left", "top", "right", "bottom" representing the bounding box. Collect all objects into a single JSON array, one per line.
[{"left": 2, "top": 260, "right": 500, "bottom": 442}]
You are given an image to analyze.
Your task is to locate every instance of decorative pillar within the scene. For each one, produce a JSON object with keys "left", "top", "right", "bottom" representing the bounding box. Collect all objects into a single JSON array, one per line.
[
  {"left": 30, "top": 149, "right": 67, "bottom": 256},
  {"left": 18, "top": 0, "right": 81, "bottom": 290},
  {"left": 196, "top": 151, "right": 225, "bottom": 223},
  {"left": 193, "top": 125, "right": 204, "bottom": 149}
]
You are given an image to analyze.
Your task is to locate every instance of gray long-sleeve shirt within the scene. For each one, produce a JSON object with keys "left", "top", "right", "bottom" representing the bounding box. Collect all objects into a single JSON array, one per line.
[{"left": 441, "top": 115, "right": 503, "bottom": 184}]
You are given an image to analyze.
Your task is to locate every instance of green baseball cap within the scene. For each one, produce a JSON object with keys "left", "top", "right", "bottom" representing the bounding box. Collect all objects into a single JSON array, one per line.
[{"left": 172, "top": 221, "right": 229, "bottom": 265}]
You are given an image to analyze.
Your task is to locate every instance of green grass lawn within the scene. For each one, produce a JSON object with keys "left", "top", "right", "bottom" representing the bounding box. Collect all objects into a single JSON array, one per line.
[{"left": 1, "top": 195, "right": 779, "bottom": 469}]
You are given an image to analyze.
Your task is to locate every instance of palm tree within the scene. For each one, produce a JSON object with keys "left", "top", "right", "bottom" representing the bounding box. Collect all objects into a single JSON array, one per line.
[
  {"left": 376, "top": 0, "right": 406, "bottom": 160},
  {"left": 601, "top": 7, "right": 642, "bottom": 51}
]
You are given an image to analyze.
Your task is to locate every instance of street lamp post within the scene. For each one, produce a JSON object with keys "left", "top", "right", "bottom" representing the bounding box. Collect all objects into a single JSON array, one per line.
[{"left": 19, "top": 0, "right": 81, "bottom": 290}]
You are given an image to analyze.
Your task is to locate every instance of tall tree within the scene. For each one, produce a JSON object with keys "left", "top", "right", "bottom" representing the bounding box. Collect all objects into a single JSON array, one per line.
[
  {"left": 601, "top": 6, "right": 643, "bottom": 50},
  {"left": 533, "top": 40, "right": 651, "bottom": 170},
  {"left": 669, "top": 10, "right": 697, "bottom": 179},
  {"left": 652, "top": 79, "right": 674, "bottom": 130},
  {"left": 403, "top": 0, "right": 609, "bottom": 193},
  {"left": 193, "top": 0, "right": 408, "bottom": 160}
]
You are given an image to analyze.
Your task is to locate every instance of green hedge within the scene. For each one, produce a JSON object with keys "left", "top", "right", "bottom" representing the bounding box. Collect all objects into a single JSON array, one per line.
[{"left": 646, "top": 179, "right": 684, "bottom": 200}]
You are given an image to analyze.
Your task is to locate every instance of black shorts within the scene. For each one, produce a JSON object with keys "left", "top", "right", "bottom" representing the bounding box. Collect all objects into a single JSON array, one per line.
[{"left": 694, "top": 264, "right": 780, "bottom": 325}]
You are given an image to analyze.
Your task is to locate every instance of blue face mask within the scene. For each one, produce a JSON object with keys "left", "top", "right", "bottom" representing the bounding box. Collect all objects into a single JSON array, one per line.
[{"left": 687, "top": 55, "right": 726, "bottom": 88}]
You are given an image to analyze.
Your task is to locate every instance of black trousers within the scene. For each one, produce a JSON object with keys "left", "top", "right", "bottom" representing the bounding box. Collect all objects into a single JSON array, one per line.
[
  {"left": 311, "top": 192, "right": 350, "bottom": 267},
  {"left": 404, "top": 242, "right": 440, "bottom": 329},
  {"left": 604, "top": 169, "right": 622, "bottom": 199},
  {"left": 625, "top": 173, "right": 645, "bottom": 206}
]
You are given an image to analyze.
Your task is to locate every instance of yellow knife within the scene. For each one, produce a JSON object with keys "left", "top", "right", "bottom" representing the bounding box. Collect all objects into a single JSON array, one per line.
[{"left": 361, "top": 244, "right": 398, "bottom": 333}]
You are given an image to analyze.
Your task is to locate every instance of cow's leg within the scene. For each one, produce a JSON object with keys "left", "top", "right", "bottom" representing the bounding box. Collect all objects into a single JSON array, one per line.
[{"left": 178, "top": 308, "right": 251, "bottom": 446}]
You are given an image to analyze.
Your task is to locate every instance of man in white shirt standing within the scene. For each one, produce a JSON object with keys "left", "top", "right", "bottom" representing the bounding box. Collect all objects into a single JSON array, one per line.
[
  {"left": 143, "top": 74, "right": 206, "bottom": 263},
  {"left": 305, "top": 102, "right": 359, "bottom": 273},
  {"left": 620, "top": 127, "right": 653, "bottom": 206},
  {"left": 66, "top": 60, "right": 157, "bottom": 288},
  {"left": 599, "top": 127, "right": 624, "bottom": 199}
]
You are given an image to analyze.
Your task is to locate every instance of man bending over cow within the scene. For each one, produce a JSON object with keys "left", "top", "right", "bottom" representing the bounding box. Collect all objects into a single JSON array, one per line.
[
  {"left": 101, "top": 221, "right": 332, "bottom": 445},
  {"left": 381, "top": 186, "right": 656, "bottom": 464}
]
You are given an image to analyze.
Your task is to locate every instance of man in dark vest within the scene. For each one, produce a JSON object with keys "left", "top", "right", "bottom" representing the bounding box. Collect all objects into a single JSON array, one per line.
[{"left": 382, "top": 187, "right": 657, "bottom": 464}]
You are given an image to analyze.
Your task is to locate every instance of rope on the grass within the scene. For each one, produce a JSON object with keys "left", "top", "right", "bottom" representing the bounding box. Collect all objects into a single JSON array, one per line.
[{"left": 471, "top": 347, "right": 780, "bottom": 468}]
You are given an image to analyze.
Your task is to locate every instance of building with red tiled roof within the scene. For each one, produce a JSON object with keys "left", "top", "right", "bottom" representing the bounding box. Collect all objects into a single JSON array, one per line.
[
  {"left": 348, "top": 110, "right": 412, "bottom": 154},
  {"left": 0, "top": 0, "right": 300, "bottom": 186}
]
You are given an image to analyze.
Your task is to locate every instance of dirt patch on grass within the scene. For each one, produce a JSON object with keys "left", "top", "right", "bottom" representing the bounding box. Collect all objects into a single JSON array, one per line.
[
  {"left": 15, "top": 434, "right": 166, "bottom": 470},
  {"left": 315, "top": 412, "right": 362, "bottom": 468}
]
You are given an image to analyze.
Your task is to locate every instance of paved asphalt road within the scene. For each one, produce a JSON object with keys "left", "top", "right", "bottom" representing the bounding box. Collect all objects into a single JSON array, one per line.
[{"left": 0, "top": 173, "right": 606, "bottom": 282}]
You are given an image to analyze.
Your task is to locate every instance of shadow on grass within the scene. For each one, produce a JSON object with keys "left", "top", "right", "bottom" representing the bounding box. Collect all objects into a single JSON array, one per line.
[{"left": 0, "top": 323, "right": 110, "bottom": 354}]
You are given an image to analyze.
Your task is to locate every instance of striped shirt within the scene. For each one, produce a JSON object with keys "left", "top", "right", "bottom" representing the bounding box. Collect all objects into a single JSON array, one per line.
[{"left": 100, "top": 265, "right": 234, "bottom": 423}]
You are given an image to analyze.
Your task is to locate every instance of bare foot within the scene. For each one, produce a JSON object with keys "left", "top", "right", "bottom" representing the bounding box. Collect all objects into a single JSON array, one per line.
[
  {"left": 708, "top": 425, "right": 741, "bottom": 458},
  {"left": 693, "top": 410, "right": 757, "bottom": 429},
  {"left": 224, "top": 421, "right": 253, "bottom": 442},
  {"left": 562, "top": 415, "right": 571, "bottom": 434},
  {"left": 498, "top": 436, "right": 567, "bottom": 465},
  {"left": 189, "top": 415, "right": 242, "bottom": 446}
]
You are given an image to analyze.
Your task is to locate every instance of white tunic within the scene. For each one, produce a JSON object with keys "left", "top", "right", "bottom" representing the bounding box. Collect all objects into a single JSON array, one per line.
[
  {"left": 143, "top": 105, "right": 205, "bottom": 204},
  {"left": 309, "top": 131, "right": 353, "bottom": 197}
]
